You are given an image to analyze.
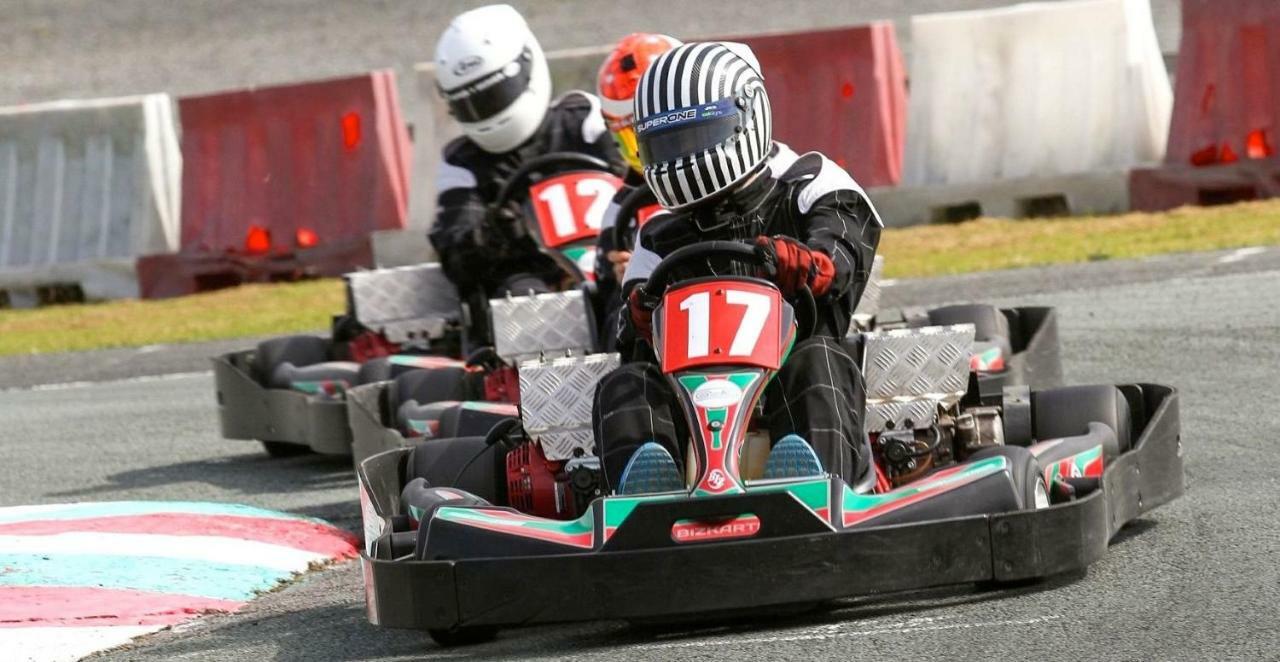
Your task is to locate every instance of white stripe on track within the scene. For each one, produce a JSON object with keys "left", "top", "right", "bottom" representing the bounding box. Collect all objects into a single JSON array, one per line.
[
  {"left": 0, "top": 532, "right": 325, "bottom": 572},
  {"left": 0, "top": 624, "right": 165, "bottom": 662},
  {"left": 17, "top": 370, "right": 211, "bottom": 393},
  {"left": 1217, "top": 246, "right": 1266, "bottom": 264}
]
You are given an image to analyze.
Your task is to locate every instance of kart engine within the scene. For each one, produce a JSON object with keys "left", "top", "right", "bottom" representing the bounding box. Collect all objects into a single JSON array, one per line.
[
  {"left": 505, "top": 441, "right": 603, "bottom": 519},
  {"left": 873, "top": 406, "right": 1005, "bottom": 488}
]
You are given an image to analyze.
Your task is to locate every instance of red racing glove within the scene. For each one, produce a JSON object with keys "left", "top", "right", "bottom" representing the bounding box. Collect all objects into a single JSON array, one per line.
[
  {"left": 627, "top": 286, "right": 660, "bottom": 341},
  {"left": 754, "top": 235, "right": 836, "bottom": 297}
]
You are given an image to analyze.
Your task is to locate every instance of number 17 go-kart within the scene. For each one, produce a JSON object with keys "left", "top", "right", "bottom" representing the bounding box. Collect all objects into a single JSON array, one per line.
[
  {"left": 211, "top": 153, "right": 623, "bottom": 458},
  {"left": 356, "top": 242, "right": 1184, "bottom": 645}
]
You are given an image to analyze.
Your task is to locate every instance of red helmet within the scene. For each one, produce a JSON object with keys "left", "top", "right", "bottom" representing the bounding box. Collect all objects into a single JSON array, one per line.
[{"left": 597, "top": 33, "right": 682, "bottom": 172}]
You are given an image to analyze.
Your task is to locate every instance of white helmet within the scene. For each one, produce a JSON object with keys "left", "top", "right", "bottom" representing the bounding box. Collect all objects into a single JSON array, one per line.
[
  {"left": 434, "top": 4, "right": 552, "bottom": 153},
  {"left": 634, "top": 42, "right": 772, "bottom": 210}
]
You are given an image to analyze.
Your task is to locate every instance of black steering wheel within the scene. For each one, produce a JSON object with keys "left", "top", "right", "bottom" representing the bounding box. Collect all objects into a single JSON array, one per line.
[
  {"left": 491, "top": 152, "right": 615, "bottom": 213},
  {"left": 610, "top": 185, "right": 658, "bottom": 252},
  {"left": 642, "top": 241, "right": 817, "bottom": 341}
]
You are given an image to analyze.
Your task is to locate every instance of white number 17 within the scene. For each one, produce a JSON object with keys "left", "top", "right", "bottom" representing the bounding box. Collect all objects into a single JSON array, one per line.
[{"left": 678, "top": 290, "right": 771, "bottom": 359}]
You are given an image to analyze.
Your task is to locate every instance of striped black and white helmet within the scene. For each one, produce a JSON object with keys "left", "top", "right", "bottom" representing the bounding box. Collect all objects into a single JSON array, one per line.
[{"left": 634, "top": 42, "right": 772, "bottom": 210}]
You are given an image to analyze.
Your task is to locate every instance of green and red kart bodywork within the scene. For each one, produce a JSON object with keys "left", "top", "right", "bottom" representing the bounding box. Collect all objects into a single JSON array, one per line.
[
  {"left": 213, "top": 154, "right": 622, "bottom": 458},
  {"left": 357, "top": 242, "right": 1183, "bottom": 640}
]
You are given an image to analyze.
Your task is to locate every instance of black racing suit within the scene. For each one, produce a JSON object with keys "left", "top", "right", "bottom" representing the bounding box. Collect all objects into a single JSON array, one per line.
[
  {"left": 592, "top": 144, "right": 884, "bottom": 490},
  {"left": 429, "top": 91, "right": 622, "bottom": 298}
]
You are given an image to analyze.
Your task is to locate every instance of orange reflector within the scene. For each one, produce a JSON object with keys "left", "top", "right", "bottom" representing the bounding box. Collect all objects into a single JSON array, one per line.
[
  {"left": 296, "top": 227, "right": 319, "bottom": 249},
  {"left": 1220, "top": 142, "right": 1239, "bottom": 164},
  {"left": 1246, "top": 129, "right": 1274, "bottom": 159},
  {"left": 245, "top": 226, "right": 271, "bottom": 254},
  {"left": 841, "top": 82, "right": 855, "bottom": 99},
  {"left": 341, "top": 112, "right": 361, "bottom": 151}
]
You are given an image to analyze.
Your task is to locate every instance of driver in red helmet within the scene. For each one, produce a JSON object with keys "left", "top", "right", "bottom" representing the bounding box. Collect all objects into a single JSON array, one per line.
[{"left": 592, "top": 32, "right": 683, "bottom": 347}]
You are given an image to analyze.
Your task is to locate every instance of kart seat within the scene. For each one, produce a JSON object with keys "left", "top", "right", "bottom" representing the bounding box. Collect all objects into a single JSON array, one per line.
[{"left": 269, "top": 361, "right": 361, "bottom": 394}]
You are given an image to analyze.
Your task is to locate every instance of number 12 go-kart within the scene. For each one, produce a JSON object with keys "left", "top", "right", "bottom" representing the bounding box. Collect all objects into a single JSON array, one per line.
[
  {"left": 212, "top": 153, "right": 621, "bottom": 459},
  {"left": 357, "top": 242, "right": 1184, "bottom": 645}
]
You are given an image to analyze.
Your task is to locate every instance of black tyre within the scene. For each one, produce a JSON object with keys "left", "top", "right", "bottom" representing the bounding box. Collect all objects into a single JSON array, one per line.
[
  {"left": 393, "top": 368, "right": 474, "bottom": 409},
  {"left": 261, "top": 440, "right": 311, "bottom": 458},
  {"left": 408, "top": 436, "right": 506, "bottom": 504},
  {"left": 252, "top": 335, "right": 329, "bottom": 384},
  {"left": 429, "top": 626, "right": 498, "bottom": 647},
  {"left": 1031, "top": 384, "right": 1132, "bottom": 457},
  {"left": 356, "top": 358, "right": 394, "bottom": 384},
  {"left": 968, "top": 445, "right": 1048, "bottom": 510}
]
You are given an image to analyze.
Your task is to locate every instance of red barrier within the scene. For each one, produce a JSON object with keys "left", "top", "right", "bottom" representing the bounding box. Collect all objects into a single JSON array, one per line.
[
  {"left": 178, "top": 70, "right": 411, "bottom": 254},
  {"left": 727, "top": 23, "right": 906, "bottom": 187},
  {"left": 1132, "top": 0, "right": 1280, "bottom": 211},
  {"left": 136, "top": 237, "right": 373, "bottom": 299},
  {"left": 137, "top": 71, "right": 411, "bottom": 298},
  {"left": 1166, "top": 0, "right": 1279, "bottom": 167}
]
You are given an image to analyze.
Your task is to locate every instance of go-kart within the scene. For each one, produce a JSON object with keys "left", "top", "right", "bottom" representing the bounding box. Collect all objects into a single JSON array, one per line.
[
  {"left": 212, "top": 152, "right": 622, "bottom": 457},
  {"left": 356, "top": 241, "right": 1183, "bottom": 645}
]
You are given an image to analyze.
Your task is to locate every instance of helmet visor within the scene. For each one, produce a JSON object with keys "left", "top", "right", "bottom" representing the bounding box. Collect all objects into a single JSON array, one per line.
[
  {"left": 439, "top": 46, "right": 534, "bottom": 124},
  {"left": 635, "top": 97, "right": 743, "bottom": 166}
]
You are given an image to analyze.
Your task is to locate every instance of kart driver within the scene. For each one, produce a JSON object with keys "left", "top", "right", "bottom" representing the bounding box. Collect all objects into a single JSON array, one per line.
[
  {"left": 592, "top": 41, "right": 884, "bottom": 495},
  {"left": 592, "top": 32, "right": 683, "bottom": 345},
  {"left": 428, "top": 4, "right": 622, "bottom": 299}
]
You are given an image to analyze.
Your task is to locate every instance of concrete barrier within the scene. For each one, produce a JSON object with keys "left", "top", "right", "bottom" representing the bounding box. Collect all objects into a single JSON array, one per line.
[
  {"left": 0, "top": 95, "right": 180, "bottom": 303},
  {"left": 904, "top": 0, "right": 1171, "bottom": 188}
]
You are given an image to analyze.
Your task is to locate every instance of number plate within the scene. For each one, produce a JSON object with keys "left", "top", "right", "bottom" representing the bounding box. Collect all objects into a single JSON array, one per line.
[
  {"left": 658, "top": 280, "right": 786, "bottom": 373},
  {"left": 529, "top": 171, "right": 622, "bottom": 248}
]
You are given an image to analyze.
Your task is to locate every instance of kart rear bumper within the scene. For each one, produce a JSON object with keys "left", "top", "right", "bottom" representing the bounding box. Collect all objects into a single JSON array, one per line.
[
  {"left": 359, "top": 385, "right": 1182, "bottom": 631},
  {"left": 212, "top": 351, "right": 353, "bottom": 455}
]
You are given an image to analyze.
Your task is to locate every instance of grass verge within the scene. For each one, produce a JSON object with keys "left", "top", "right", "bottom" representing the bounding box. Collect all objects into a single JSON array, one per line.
[{"left": 2, "top": 199, "right": 1278, "bottom": 356}]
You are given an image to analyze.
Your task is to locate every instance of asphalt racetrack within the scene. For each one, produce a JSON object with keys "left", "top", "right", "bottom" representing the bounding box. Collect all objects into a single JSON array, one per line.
[{"left": 3, "top": 247, "right": 1279, "bottom": 660}]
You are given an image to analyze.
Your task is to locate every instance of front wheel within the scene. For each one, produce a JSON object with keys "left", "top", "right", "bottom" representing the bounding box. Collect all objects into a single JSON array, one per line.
[
  {"left": 429, "top": 625, "right": 499, "bottom": 647},
  {"left": 968, "top": 445, "right": 1048, "bottom": 510},
  {"left": 261, "top": 441, "right": 311, "bottom": 458}
]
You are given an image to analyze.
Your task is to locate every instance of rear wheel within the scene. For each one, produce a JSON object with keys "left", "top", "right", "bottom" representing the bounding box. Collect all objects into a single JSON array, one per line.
[
  {"left": 968, "top": 445, "right": 1047, "bottom": 510},
  {"left": 261, "top": 440, "right": 311, "bottom": 458},
  {"left": 429, "top": 626, "right": 498, "bottom": 647}
]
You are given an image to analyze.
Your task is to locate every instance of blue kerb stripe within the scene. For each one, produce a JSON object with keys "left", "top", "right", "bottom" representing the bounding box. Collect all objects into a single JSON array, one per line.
[
  {"left": 0, "top": 501, "right": 320, "bottom": 526},
  {"left": 0, "top": 552, "right": 291, "bottom": 601}
]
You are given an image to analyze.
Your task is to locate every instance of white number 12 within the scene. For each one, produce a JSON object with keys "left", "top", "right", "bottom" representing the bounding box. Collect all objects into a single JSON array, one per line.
[{"left": 678, "top": 290, "right": 771, "bottom": 359}]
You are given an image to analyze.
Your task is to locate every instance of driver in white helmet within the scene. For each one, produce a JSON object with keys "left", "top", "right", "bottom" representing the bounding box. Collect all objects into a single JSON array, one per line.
[
  {"left": 593, "top": 42, "right": 883, "bottom": 495},
  {"left": 429, "top": 4, "right": 621, "bottom": 298}
]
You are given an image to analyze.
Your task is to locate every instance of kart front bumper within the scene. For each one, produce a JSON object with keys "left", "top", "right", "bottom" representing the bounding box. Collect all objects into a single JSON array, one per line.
[{"left": 359, "top": 386, "right": 1182, "bottom": 631}]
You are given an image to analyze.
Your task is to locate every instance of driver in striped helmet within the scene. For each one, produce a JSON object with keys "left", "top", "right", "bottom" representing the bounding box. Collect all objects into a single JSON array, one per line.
[{"left": 592, "top": 41, "right": 884, "bottom": 495}]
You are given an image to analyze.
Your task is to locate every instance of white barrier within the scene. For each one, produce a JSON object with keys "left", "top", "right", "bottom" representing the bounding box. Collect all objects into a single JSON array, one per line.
[
  {"left": 903, "top": 0, "right": 1172, "bottom": 187},
  {"left": 0, "top": 95, "right": 181, "bottom": 301}
]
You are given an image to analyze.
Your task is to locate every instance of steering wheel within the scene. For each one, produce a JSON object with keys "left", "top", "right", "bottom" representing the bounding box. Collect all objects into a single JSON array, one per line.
[
  {"left": 610, "top": 185, "right": 658, "bottom": 252},
  {"left": 491, "top": 152, "right": 615, "bottom": 213},
  {"left": 641, "top": 241, "right": 817, "bottom": 341}
]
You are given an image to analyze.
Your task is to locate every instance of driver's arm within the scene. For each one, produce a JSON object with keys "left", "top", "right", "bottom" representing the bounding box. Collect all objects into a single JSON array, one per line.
[
  {"left": 794, "top": 157, "right": 883, "bottom": 301},
  {"left": 428, "top": 158, "right": 490, "bottom": 294}
]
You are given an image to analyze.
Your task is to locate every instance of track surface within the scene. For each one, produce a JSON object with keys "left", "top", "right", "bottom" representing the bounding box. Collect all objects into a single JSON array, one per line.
[{"left": 2, "top": 248, "right": 1277, "bottom": 660}]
